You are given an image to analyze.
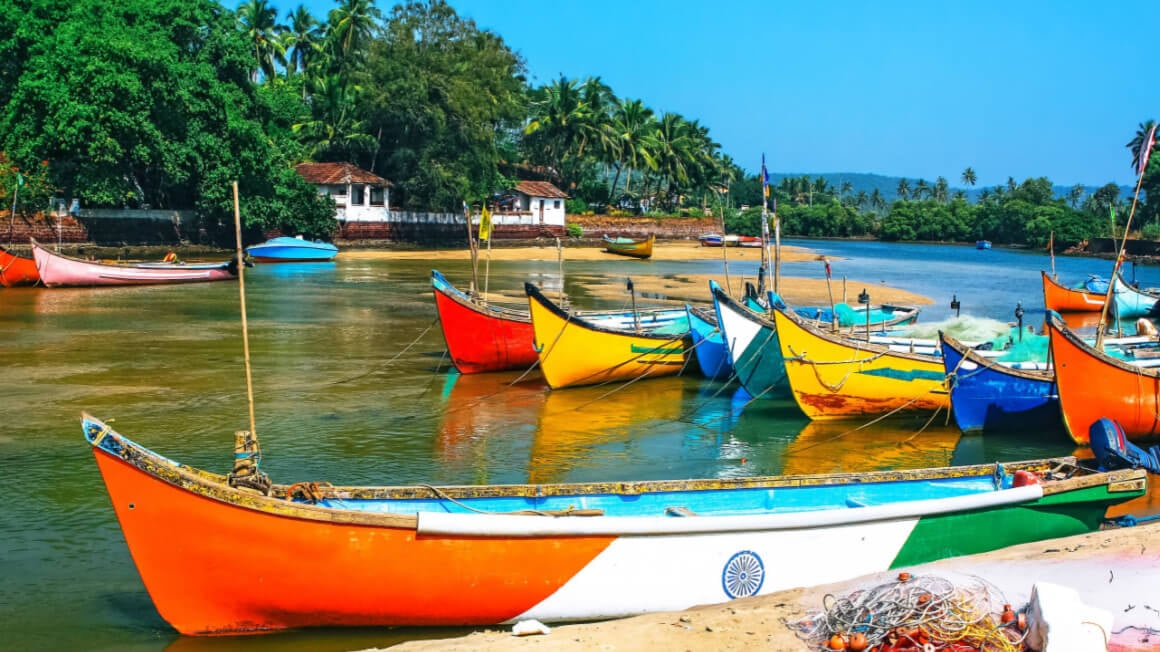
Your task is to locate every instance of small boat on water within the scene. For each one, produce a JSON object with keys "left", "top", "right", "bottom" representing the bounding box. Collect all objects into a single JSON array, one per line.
[
  {"left": 246, "top": 236, "right": 338, "bottom": 262},
  {"left": 431, "top": 270, "right": 687, "bottom": 375},
  {"left": 0, "top": 245, "right": 39, "bottom": 287},
  {"left": 601, "top": 234, "right": 654, "bottom": 259},
  {"left": 698, "top": 233, "right": 724, "bottom": 247},
  {"left": 1041, "top": 270, "right": 1105, "bottom": 312},
  {"left": 525, "top": 281, "right": 689, "bottom": 389},
  {"left": 976, "top": 240, "right": 992, "bottom": 250},
  {"left": 736, "top": 235, "right": 762, "bottom": 248},
  {"left": 83, "top": 411, "right": 1146, "bottom": 634},
  {"left": 31, "top": 239, "right": 239, "bottom": 287}
]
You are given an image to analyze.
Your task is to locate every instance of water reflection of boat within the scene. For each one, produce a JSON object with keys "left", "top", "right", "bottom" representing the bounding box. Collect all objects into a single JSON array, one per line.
[
  {"left": 253, "top": 261, "right": 337, "bottom": 279},
  {"left": 778, "top": 419, "right": 961, "bottom": 476},
  {"left": 528, "top": 377, "right": 685, "bottom": 483},
  {"left": 436, "top": 372, "right": 547, "bottom": 475}
]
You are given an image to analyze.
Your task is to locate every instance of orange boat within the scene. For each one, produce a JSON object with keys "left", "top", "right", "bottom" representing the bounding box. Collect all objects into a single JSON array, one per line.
[
  {"left": 0, "top": 245, "right": 39, "bottom": 287},
  {"left": 1041, "top": 270, "right": 1105, "bottom": 312},
  {"left": 1046, "top": 312, "right": 1160, "bottom": 444}
]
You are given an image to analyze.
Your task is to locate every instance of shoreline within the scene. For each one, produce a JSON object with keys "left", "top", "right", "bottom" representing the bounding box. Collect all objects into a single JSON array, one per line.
[{"left": 377, "top": 523, "right": 1160, "bottom": 652}]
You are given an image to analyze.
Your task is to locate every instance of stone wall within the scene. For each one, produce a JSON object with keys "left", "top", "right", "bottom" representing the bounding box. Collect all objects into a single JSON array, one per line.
[{"left": 566, "top": 215, "right": 718, "bottom": 240}]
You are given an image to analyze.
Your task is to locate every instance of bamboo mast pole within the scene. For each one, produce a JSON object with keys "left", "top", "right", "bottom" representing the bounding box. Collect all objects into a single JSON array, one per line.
[
  {"left": 232, "top": 181, "right": 257, "bottom": 439},
  {"left": 1094, "top": 139, "right": 1153, "bottom": 349}
]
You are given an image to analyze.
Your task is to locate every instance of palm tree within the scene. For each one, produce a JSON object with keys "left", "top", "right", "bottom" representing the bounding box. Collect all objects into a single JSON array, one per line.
[
  {"left": 285, "top": 5, "right": 322, "bottom": 77},
  {"left": 326, "top": 0, "right": 382, "bottom": 69},
  {"left": 961, "top": 167, "right": 977, "bottom": 187},
  {"left": 237, "top": 0, "right": 286, "bottom": 83},
  {"left": 913, "top": 178, "right": 930, "bottom": 200},
  {"left": 933, "top": 176, "right": 949, "bottom": 203},
  {"left": 896, "top": 178, "right": 910, "bottom": 200},
  {"left": 870, "top": 188, "right": 885, "bottom": 211},
  {"left": 292, "top": 74, "right": 377, "bottom": 161},
  {"left": 607, "top": 98, "right": 656, "bottom": 201},
  {"left": 1067, "top": 184, "right": 1085, "bottom": 208},
  {"left": 1127, "top": 119, "right": 1157, "bottom": 174},
  {"left": 840, "top": 180, "right": 853, "bottom": 199}
]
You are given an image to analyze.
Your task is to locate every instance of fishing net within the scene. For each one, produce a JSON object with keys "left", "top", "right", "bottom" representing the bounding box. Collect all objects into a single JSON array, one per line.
[{"left": 785, "top": 572, "right": 1026, "bottom": 651}]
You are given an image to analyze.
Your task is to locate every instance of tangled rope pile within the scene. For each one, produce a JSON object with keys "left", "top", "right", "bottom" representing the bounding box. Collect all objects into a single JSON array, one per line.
[{"left": 785, "top": 572, "right": 1027, "bottom": 651}]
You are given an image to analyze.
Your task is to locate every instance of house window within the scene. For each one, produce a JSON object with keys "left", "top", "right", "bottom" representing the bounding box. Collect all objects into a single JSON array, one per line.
[
  {"left": 554, "top": 200, "right": 560, "bottom": 209},
  {"left": 352, "top": 185, "right": 366, "bottom": 205},
  {"left": 370, "top": 186, "right": 385, "bottom": 206}
]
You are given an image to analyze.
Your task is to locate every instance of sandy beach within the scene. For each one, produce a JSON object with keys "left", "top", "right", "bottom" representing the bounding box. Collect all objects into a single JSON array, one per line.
[
  {"left": 379, "top": 523, "right": 1160, "bottom": 652},
  {"left": 342, "top": 240, "right": 934, "bottom": 308}
]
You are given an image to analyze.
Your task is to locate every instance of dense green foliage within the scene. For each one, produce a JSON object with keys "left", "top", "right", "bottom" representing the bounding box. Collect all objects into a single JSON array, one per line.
[{"left": 0, "top": 0, "right": 1153, "bottom": 248}]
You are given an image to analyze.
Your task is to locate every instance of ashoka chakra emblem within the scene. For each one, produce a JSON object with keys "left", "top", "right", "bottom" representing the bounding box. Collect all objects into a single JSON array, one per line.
[{"left": 722, "top": 550, "right": 764, "bottom": 599}]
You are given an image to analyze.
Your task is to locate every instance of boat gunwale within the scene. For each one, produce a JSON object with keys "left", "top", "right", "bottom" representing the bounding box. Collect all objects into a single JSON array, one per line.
[
  {"left": 1047, "top": 312, "right": 1160, "bottom": 378},
  {"left": 773, "top": 304, "right": 939, "bottom": 364},
  {"left": 84, "top": 413, "right": 1136, "bottom": 532},
  {"left": 432, "top": 270, "right": 531, "bottom": 323},
  {"left": 524, "top": 281, "right": 687, "bottom": 342}
]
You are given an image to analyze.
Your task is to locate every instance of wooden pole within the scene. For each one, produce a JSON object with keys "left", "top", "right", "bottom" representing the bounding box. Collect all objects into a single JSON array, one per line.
[
  {"left": 1095, "top": 166, "right": 1149, "bottom": 349},
  {"left": 232, "top": 181, "right": 257, "bottom": 439},
  {"left": 462, "top": 202, "right": 479, "bottom": 297}
]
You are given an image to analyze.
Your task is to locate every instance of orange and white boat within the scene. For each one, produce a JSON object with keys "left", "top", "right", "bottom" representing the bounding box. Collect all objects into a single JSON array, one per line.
[
  {"left": 83, "top": 412, "right": 1144, "bottom": 635},
  {"left": 1041, "top": 270, "right": 1106, "bottom": 312},
  {"left": 1046, "top": 312, "right": 1160, "bottom": 444}
]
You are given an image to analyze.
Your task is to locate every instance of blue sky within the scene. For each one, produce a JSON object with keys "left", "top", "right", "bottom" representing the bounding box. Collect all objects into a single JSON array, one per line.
[{"left": 282, "top": 0, "right": 1157, "bottom": 188}]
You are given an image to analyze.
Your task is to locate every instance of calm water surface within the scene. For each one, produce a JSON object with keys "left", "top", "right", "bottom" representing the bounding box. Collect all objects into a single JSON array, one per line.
[{"left": 0, "top": 240, "right": 1154, "bottom": 651}]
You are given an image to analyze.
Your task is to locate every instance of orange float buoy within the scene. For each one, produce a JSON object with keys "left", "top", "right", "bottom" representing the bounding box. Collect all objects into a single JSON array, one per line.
[
  {"left": 827, "top": 633, "right": 847, "bottom": 650},
  {"left": 848, "top": 632, "right": 868, "bottom": 651},
  {"left": 897, "top": 572, "right": 911, "bottom": 582},
  {"left": 1000, "top": 603, "right": 1016, "bottom": 624},
  {"left": 1012, "top": 470, "right": 1041, "bottom": 487}
]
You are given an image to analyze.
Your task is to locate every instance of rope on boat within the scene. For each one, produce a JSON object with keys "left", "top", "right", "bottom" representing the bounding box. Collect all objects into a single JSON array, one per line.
[
  {"left": 785, "top": 344, "right": 888, "bottom": 393},
  {"left": 329, "top": 317, "right": 440, "bottom": 385},
  {"left": 785, "top": 573, "right": 1027, "bottom": 652}
]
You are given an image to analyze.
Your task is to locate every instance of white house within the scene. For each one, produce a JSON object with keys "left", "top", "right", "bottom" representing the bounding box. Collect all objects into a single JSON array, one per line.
[
  {"left": 295, "top": 162, "right": 392, "bottom": 221},
  {"left": 488, "top": 181, "right": 567, "bottom": 228}
]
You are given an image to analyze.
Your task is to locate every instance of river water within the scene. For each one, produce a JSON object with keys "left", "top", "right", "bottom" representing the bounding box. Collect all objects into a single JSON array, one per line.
[{"left": 0, "top": 239, "right": 1155, "bottom": 651}]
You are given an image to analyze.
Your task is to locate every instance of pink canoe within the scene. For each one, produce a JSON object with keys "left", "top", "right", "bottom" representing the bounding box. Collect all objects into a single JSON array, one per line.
[{"left": 31, "top": 239, "right": 239, "bottom": 287}]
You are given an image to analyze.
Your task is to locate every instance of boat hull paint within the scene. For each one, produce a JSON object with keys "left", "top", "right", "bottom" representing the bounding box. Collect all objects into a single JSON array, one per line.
[
  {"left": 772, "top": 308, "right": 949, "bottom": 419},
  {"left": 0, "top": 246, "right": 39, "bottom": 287},
  {"left": 432, "top": 271, "right": 538, "bottom": 374},
  {"left": 86, "top": 416, "right": 1144, "bottom": 634},
  {"left": 1041, "top": 270, "right": 1105, "bottom": 312},
  {"left": 246, "top": 237, "right": 338, "bottom": 262},
  {"left": 1047, "top": 313, "right": 1160, "bottom": 444},
  {"left": 526, "top": 282, "right": 688, "bottom": 389},
  {"left": 940, "top": 333, "right": 1061, "bottom": 433},
  {"left": 711, "top": 282, "right": 790, "bottom": 399},
  {"left": 32, "top": 240, "right": 237, "bottom": 287},
  {"left": 686, "top": 305, "right": 732, "bottom": 379}
]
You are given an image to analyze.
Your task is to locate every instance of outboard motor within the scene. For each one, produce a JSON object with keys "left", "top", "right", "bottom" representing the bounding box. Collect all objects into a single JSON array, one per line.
[{"left": 1088, "top": 418, "right": 1160, "bottom": 474}]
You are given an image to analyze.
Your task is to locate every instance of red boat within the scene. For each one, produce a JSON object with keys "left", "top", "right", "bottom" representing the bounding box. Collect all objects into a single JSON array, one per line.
[
  {"left": 0, "top": 245, "right": 39, "bottom": 287},
  {"left": 431, "top": 269, "right": 539, "bottom": 374},
  {"left": 1041, "top": 270, "right": 1105, "bottom": 312},
  {"left": 431, "top": 270, "right": 689, "bottom": 375}
]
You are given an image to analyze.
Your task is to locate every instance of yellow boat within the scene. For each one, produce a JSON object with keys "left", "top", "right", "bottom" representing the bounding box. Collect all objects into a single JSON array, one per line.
[
  {"left": 525, "top": 282, "right": 690, "bottom": 389},
  {"left": 771, "top": 307, "right": 949, "bottom": 420}
]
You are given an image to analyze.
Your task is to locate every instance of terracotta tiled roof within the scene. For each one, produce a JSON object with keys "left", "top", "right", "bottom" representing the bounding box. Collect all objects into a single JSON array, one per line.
[
  {"left": 295, "top": 162, "right": 392, "bottom": 186},
  {"left": 514, "top": 180, "right": 568, "bottom": 199}
]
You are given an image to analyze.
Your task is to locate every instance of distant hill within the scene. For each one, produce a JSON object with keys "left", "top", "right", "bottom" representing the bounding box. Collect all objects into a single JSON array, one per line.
[{"left": 769, "top": 172, "right": 1132, "bottom": 204}]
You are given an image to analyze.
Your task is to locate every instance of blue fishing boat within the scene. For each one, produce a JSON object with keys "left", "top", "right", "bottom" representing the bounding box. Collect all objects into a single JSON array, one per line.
[
  {"left": 246, "top": 236, "right": 339, "bottom": 262},
  {"left": 685, "top": 304, "right": 732, "bottom": 379},
  {"left": 711, "top": 281, "right": 791, "bottom": 400},
  {"left": 976, "top": 240, "right": 992, "bottom": 250},
  {"left": 939, "top": 331, "right": 1060, "bottom": 434},
  {"left": 1079, "top": 272, "right": 1160, "bottom": 319}
]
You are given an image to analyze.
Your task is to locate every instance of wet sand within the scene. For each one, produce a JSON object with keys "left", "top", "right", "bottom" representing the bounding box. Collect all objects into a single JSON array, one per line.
[{"left": 342, "top": 241, "right": 934, "bottom": 308}]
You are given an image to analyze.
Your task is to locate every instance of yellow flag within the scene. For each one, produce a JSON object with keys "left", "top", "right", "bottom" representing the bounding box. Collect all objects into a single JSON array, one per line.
[{"left": 479, "top": 206, "right": 492, "bottom": 241}]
